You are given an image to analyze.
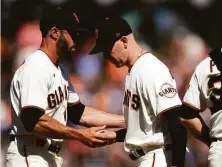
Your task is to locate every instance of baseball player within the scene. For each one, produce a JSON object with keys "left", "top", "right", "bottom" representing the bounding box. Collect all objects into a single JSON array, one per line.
[
  {"left": 180, "top": 47, "right": 222, "bottom": 167},
  {"left": 6, "top": 7, "right": 125, "bottom": 167},
  {"left": 90, "top": 17, "right": 195, "bottom": 167}
]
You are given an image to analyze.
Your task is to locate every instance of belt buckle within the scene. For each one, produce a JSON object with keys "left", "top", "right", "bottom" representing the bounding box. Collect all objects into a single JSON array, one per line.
[
  {"left": 48, "top": 141, "right": 62, "bottom": 155},
  {"left": 48, "top": 145, "right": 61, "bottom": 155}
]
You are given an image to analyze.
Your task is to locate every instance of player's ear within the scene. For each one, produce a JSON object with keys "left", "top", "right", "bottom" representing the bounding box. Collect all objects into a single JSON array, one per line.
[
  {"left": 120, "top": 36, "right": 128, "bottom": 49},
  {"left": 49, "top": 27, "right": 60, "bottom": 41}
]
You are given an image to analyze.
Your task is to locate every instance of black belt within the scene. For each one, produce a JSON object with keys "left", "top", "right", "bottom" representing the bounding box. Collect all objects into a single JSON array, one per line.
[
  {"left": 129, "top": 144, "right": 172, "bottom": 160},
  {"left": 9, "top": 135, "right": 62, "bottom": 155},
  {"left": 211, "top": 138, "right": 222, "bottom": 142}
]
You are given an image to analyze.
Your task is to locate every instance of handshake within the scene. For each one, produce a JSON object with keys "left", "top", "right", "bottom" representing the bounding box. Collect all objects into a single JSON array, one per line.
[{"left": 79, "top": 125, "right": 117, "bottom": 148}]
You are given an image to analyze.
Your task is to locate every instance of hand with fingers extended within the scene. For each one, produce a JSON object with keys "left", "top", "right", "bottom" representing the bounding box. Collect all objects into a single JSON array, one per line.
[{"left": 79, "top": 125, "right": 116, "bottom": 148}]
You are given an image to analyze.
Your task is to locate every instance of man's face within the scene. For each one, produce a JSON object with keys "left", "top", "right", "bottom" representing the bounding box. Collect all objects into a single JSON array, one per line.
[
  {"left": 103, "top": 40, "right": 127, "bottom": 68},
  {"left": 56, "top": 30, "right": 97, "bottom": 59},
  {"left": 56, "top": 30, "right": 74, "bottom": 60}
]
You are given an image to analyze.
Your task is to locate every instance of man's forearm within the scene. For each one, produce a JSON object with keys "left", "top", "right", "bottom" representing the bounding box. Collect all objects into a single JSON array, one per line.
[
  {"left": 79, "top": 106, "right": 126, "bottom": 128},
  {"left": 180, "top": 116, "right": 210, "bottom": 146},
  {"left": 33, "top": 114, "right": 83, "bottom": 140},
  {"left": 22, "top": 113, "right": 117, "bottom": 148}
]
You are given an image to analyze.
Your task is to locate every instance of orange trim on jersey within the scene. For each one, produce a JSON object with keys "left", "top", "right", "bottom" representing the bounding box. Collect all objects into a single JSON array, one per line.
[
  {"left": 157, "top": 105, "right": 182, "bottom": 118},
  {"left": 21, "top": 105, "right": 45, "bottom": 112},
  {"left": 67, "top": 100, "right": 80, "bottom": 106},
  {"left": 23, "top": 145, "right": 30, "bottom": 167},
  {"left": 182, "top": 101, "right": 202, "bottom": 112},
  {"left": 152, "top": 153, "right": 156, "bottom": 167}
]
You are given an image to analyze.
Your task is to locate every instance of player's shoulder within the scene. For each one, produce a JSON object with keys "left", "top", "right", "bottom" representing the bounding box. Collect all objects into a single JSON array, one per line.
[
  {"left": 25, "top": 50, "right": 50, "bottom": 65},
  {"left": 17, "top": 50, "right": 54, "bottom": 78},
  {"left": 134, "top": 52, "right": 168, "bottom": 71},
  {"left": 24, "top": 50, "right": 54, "bottom": 71},
  {"left": 194, "top": 57, "right": 212, "bottom": 75},
  {"left": 140, "top": 53, "right": 170, "bottom": 75},
  {"left": 196, "top": 57, "right": 211, "bottom": 69},
  {"left": 133, "top": 52, "right": 171, "bottom": 82}
]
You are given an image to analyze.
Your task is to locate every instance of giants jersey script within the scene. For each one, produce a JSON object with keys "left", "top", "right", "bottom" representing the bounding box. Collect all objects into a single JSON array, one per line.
[
  {"left": 10, "top": 50, "right": 80, "bottom": 138},
  {"left": 183, "top": 57, "right": 221, "bottom": 138},
  {"left": 123, "top": 53, "right": 182, "bottom": 151}
]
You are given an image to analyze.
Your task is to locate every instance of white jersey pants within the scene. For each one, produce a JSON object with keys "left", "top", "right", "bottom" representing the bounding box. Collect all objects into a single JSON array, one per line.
[
  {"left": 208, "top": 140, "right": 222, "bottom": 167},
  {"left": 136, "top": 147, "right": 195, "bottom": 167},
  {"left": 6, "top": 140, "right": 63, "bottom": 167}
]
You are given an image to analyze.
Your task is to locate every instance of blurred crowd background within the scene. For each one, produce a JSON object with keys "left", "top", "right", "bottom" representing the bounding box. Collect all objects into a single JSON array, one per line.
[{"left": 1, "top": 0, "right": 222, "bottom": 166}]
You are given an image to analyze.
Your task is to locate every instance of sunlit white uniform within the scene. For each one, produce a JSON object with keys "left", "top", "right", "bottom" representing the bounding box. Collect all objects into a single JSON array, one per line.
[
  {"left": 183, "top": 55, "right": 222, "bottom": 167},
  {"left": 123, "top": 53, "right": 195, "bottom": 167},
  {"left": 6, "top": 50, "right": 80, "bottom": 167}
]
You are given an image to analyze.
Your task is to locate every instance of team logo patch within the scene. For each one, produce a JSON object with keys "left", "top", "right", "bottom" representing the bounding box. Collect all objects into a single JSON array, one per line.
[{"left": 159, "top": 83, "right": 177, "bottom": 98}]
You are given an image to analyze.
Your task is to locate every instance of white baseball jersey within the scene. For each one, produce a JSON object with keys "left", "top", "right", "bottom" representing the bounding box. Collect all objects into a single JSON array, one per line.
[
  {"left": 183, "top": 57, "right": 222, "bottom": 138},
  {"left": 10, "top": 50, "right": 80, "bottom": 141},
  {"left": 123, "top": 53, "right": 182, "bottom": 152}
]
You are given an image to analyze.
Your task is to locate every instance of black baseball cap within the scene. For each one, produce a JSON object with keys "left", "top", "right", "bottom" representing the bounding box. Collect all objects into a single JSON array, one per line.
[
  {"left": 89, "top": 17, "right": 132, "bottom": 55},
  {"left": 40, "top": 7, "right": 90, "bottom": 40}
]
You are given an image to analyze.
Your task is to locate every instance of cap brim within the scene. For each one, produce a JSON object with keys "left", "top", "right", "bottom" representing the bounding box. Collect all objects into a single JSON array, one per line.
[
  {"left": 89, "top": 38, "right": 115, "bottom": 55},
  {"left": 70, "top": 25, "right": 95, "bottom": 43}
]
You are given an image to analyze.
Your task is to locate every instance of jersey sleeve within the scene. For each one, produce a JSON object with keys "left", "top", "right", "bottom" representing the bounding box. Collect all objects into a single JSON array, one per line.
[
  {"left": 20, "top": 69, "right": 49, "bottom": 111},
  {"left": 183, "top": 71, "right": 207, "bottom": 112},
  {"left": 142, "top": 68, "right": 182, "bottom": 118},
  {"left": 153, "top": 70, "right": 182, "bottom": 117}
]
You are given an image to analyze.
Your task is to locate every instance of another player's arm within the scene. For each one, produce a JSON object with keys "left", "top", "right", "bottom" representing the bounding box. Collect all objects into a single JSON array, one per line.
[
  {"left": 21, "top": 107, "right": 115, "bottom": 147},
  {"left": 80, "top": 106, "right": 125, "bottom": 128},
  {"left": 179, "top": 66, "right": 210, "bottom": 146},
  {"left": 67, "top": 102, "right": 126, "bottom": 141},
  {"left": 65, "top": 64, "right": 125, "bottom": 137},
  {"left": 179, "top": 104, "right": 210, "bottom": 146},
  {"left": 66, "top": 85, "right": 125, "bottom": 128}
]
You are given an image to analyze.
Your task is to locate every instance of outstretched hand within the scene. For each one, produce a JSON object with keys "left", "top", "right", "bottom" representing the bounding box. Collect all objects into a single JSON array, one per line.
[{"left": 79, "top": 125, "right": 116, "bottom": 148}]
